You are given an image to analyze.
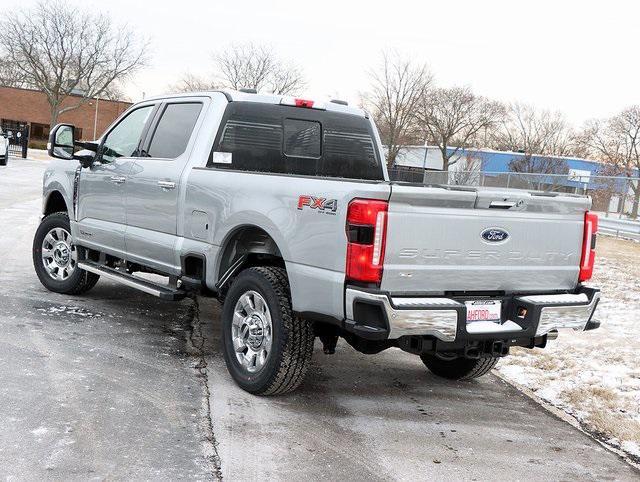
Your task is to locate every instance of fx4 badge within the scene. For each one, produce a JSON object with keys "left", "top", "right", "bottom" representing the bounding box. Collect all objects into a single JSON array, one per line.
[{"left": 297, "top": 195, "right": 338, "bottom": 215}]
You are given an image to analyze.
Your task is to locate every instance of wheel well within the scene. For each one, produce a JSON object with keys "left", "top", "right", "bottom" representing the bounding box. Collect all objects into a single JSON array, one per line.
[
  {"left": 218, "top": 226, "right": 285, "bottom": 286},
  {"left": 44, "top": 191, "right": 68, "bottom": 216}
]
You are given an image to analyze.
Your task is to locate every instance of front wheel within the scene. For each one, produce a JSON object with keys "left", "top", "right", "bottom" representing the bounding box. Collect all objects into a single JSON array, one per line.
[
  {"left": 421, "top": 354, "right": 499, "bottom": 380},
  {"left": 221, "top": 266, "right": 315, "bottom": 395},
  {"left": 32, "top": 212, "right": 100, "bottom": 295}
]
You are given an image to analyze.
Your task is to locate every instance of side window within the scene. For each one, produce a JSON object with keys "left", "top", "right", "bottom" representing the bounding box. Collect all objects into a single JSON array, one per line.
[
  {"left": 217, "top": 116, "right": 283, "bottom": 173},
  {"left": 146, "top": 103, "right": 203, "bottom": 159},
  {"left": 102, "top": 106, "right": 154, "bottom": 163},
  {"left": 320, "top": 128, "right": 379, "bottom": 179}
]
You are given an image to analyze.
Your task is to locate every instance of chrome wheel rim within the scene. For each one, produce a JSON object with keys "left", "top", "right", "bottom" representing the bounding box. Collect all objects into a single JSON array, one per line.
[
  {"left": 232, "top": 290, "right": 273, "bottom": 373},
  {"left": 41, "top": 227, "right": 77, "bottom": 281}
]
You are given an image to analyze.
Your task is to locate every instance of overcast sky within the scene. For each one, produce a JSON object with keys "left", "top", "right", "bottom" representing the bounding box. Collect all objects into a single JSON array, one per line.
[{"left": 18, "top": 0, "right": 638, "bottom": 126}]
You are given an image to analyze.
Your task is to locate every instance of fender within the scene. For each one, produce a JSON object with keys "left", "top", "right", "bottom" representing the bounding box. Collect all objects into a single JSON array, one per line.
[{"left": 42, "top": 160, "right": 78, "bottom": 220}]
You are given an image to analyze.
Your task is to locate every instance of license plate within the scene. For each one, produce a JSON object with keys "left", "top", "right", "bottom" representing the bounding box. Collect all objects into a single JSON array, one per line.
[{"left": 465, "top": 300, "right": 502, "bottom": 323}]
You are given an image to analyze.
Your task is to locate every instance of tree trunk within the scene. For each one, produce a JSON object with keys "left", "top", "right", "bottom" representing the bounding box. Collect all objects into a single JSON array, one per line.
[
  {"left": 440, "top": 146, "right": 449, "bottom": 171},
  {"left": 50, "top": 106, "right": 60, "bottom": 130},
  {"left": 386, "top": 146, "right": 397, "bottom": 168}
]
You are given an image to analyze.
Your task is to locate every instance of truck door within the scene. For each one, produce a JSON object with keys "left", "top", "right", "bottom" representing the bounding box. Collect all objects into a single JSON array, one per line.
[
  {"left": 124, "top": 100, "right": 205, "bottom": 273},
  {"left": 75, "top": 104, "right": 156, "bottom": 257}
]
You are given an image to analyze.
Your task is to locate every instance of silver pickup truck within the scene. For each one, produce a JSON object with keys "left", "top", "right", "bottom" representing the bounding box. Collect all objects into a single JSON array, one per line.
[{"left": 34, "top": 90, "right": 600, "bottom": 395}]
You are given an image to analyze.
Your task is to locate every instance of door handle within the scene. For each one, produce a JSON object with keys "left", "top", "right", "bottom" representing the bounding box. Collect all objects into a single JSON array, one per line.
[
  {"left": 157, "top": 180, "right": 176, "bottom": 190},
  {"left": 489, "top": 200, "right": 517, "bottom": 209},
  {"left": 110, "top": 176, "right": 126, "bottom": 184}
]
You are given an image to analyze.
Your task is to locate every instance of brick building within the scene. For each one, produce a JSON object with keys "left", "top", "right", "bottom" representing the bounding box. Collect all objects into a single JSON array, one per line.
[{"left": 0, "top": 85, "right": 132, "bottom": 142}]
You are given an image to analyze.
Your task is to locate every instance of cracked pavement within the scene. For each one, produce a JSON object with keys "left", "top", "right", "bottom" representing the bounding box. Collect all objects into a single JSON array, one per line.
[{"left": 0, "top": 159, "right": 638, "bottom": 481}]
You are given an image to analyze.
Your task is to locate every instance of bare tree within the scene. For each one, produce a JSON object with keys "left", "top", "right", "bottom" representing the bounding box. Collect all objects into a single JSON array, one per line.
[
  {"left": 170, "top": 73, "right": 219, "bottom": 93},
  {"left": 0, "top": 58, "right": 31, "bottom": 89},
  {"left": 0, "top": 0, "right": 148, "bottom": 127},
  {"left": 173, "top": 43, "right": 305, "bottom": 96},
  {"left": 582, "top": 107, "right": 640, "bottom": 218},
  {"left": 488, "top": 103, "right": 577, "bottom": 189},
  {"left": 218, "top": 43, "right": 305, "bottom": 94},
  {"left": 490, "top": 103, "right": 577, "bottom": 157},
  {"left": 362, "top": 52, "right": 432, "bottom": 167},
  {"left": 417, "top": 86, "right": 504, "bottom": 171}
]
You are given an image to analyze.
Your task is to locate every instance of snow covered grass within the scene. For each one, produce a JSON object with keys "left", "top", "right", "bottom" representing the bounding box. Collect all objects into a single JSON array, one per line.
[{"left": 497, "top": 236, "right": 640, "bottom": 462}]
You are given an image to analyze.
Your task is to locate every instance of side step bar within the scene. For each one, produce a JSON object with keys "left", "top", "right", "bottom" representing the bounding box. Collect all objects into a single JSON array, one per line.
[{"left": 78, "top": 261, "right": 187, "bottom": 301}]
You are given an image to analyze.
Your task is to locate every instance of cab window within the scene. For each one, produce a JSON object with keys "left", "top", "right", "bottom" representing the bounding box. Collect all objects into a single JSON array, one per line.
[
  {"left": 101, "top": 106, "right": 154, "bottom": 163},
  {"left": 145, "top": 103, "right": 203, "bottom": 159}
]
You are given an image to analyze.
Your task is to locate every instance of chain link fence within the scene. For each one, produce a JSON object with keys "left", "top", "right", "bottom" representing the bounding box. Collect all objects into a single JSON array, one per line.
[{"left": 387, "top": 166, "right": 640, "bottom": 219}]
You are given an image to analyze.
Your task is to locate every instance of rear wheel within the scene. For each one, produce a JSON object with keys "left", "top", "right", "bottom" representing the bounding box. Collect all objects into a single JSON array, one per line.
[
  {"left": 32, "top": 212, "right": 99, "bottom": 294},
  {"left": 421, "top": 354, "right": 499, "bottom": 380},
  {"left": 221, "top": 266, "right": 315, "bottom": 395}
]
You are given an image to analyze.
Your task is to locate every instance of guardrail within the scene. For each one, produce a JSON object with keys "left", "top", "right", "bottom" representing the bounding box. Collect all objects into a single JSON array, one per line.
[{"left": 599, "top": 217, "right": 640, "bottom": 240}]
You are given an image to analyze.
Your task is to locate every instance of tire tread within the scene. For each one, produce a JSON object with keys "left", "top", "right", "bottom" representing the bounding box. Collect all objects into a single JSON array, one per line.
[{"left": 223, "top": 266, "right": 314, "bottom": 395}]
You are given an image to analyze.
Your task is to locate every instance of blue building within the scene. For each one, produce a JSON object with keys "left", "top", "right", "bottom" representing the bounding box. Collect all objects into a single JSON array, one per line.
[{"left": 393, "top": 145, "right": 639, "bottom": 213}]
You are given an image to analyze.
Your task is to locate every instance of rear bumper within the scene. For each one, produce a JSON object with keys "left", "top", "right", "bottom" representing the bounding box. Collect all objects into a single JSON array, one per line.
[{"left": 344, "top": 286, "right": 600, "bottom": 342}]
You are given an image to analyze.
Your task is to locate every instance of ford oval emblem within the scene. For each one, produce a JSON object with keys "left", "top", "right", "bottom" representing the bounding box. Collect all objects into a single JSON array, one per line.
[{"left": 481, "top": 227, "right": 509, "bottom": 243}]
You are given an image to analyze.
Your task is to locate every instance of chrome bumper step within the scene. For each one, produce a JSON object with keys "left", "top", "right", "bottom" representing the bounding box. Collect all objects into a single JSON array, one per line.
[{"left": 345, "top": 287, "right": 600, "bottom": 342}]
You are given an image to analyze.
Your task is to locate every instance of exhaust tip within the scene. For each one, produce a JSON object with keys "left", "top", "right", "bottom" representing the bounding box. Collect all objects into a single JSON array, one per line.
[{"left": 546, "top": 330, "right": 559, "bottom": 341}]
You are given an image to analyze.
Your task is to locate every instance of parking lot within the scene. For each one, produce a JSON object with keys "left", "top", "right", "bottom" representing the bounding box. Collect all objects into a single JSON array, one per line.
[{"left": 1, "top": 158, "right": 638, "bottom": 481}]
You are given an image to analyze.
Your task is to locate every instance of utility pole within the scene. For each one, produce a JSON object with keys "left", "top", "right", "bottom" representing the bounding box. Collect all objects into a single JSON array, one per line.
[
  {"left": 421, "top": 140, "right": 429, "bottom": 185},
  {"left": 93, "top": 97, "right": 99, "bottom": 140}
]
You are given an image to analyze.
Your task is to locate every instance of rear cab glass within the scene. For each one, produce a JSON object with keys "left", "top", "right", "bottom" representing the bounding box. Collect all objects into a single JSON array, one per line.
[{"left": 208, "top": 102, "right": 384, "bottom": 181}]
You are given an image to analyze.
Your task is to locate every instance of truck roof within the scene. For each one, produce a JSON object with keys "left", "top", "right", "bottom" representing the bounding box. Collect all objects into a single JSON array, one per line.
[{"left": 144, "top": 89, "right": 368, "bottom": 118}]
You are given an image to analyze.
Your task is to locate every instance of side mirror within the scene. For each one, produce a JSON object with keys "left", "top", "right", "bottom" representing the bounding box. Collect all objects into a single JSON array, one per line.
[
  {"left": 48, "top": 124, "right": 76, "bottom": 160},
  {"left": 48, "top": 123, "right": 96, "bottom": 168}
]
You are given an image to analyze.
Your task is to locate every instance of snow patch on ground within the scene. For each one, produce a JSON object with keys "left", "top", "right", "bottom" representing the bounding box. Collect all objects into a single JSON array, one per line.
[
  {"left": 31, "top": 427, "right": 48, "bottom": 436},
  {"left": 622, "top": 441, "right": 640, "bottom": 459},
  {"left": 497, "top": 236, "right": 640, "bottom": 462},
  {"left": 36, "top": 305, "right": 103, "bottom": 318}
]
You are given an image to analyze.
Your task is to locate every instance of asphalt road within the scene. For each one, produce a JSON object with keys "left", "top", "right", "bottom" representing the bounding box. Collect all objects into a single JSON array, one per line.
[{"left": 0, "top": 158, "right": 638, "bottom": 481}]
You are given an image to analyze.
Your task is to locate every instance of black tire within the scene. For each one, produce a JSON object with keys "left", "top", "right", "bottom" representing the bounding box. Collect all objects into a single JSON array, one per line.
[
  {"left": 32, "top": 212, "right": 99, "bottom": 295},
  {"left": 221, "top": 266, "right": 315, "bottom": 395},
  {"left": 0, "top": 153, "right": 6, "bottom": 166},
  {"left": 421, "top": 354, "right": 499, "bottom": 380}
]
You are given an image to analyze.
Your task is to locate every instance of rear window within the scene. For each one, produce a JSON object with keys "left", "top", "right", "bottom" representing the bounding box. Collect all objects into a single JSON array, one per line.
[
  {"left": 209, "top": 102, "right": 383, "bottom": 180},
  {"left": 284, "top": 119, "right": 321, "bottom": 158}
]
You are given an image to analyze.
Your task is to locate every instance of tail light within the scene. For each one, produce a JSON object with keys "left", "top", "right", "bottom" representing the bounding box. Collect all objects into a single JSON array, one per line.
[
  {"left": 579, "top": 211, "right": 598, "bottom": 282},
  {"left": 346, "top": 199, "right": 388, "bottom": 285}
]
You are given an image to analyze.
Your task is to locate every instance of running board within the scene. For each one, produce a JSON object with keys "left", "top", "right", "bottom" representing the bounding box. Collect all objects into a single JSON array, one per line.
[{"left": 78, "top": 261, "right": 187, "bottom": 301}]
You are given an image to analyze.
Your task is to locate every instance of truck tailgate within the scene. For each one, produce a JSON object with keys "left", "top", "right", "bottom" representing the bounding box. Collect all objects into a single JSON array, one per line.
[{"left": 381, "top": 184, "right": 591, "bottom": 294}]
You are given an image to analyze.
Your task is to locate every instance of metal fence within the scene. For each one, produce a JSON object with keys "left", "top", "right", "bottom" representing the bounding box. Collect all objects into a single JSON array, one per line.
[
  {"left": 1, "top": 123, "right": 29, "bottom": 159},
  {"left": 387, "top": 166, "right": 640, "bottom": 219}
]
